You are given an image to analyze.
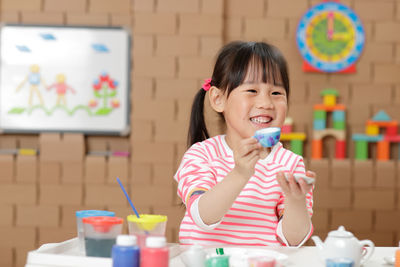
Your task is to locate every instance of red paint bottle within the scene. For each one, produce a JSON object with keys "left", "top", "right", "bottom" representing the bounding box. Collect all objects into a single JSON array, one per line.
[{"left": 140, "top": 236, "right": 169, "bottom": 267}]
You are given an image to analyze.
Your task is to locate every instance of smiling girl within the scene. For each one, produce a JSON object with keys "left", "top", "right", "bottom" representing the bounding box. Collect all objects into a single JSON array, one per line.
[{"left": 174, "top": 41, "right": 316, "bottom": 247}]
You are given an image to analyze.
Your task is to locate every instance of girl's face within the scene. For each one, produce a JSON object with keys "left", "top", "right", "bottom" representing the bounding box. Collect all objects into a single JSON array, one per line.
[{"left": 222, "top": 78, "right": 288, "bottom": 146}]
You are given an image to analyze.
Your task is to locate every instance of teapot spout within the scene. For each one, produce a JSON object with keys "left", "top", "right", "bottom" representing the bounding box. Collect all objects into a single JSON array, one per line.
[{"left": 311, "top": 236, "right": 324, "bottom": 251}]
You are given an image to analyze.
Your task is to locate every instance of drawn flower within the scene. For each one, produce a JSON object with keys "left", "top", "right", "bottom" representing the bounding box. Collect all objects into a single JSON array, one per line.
[
  {"left": 108, "top": 80, "right": 118, "bottom": 89},
  {"left": 88, "top": 99, "right": 98, "bottom": 107},
  {"left": 93, "top": 79, "right": 102, "bottom": 91},
  {"left": 111, "top": 99, "right": 120, "bottom": 108},
  {"left": 100, "top": 73, "right": 109, "bottom": 82}
]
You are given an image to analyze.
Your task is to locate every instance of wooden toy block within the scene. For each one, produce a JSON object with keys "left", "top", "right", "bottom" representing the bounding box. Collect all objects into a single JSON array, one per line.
[
  {"left": 314, "top": 110, "right": 326, "bottom": 120},
  {"left": 335, "top": 140, "right": 346, "bottom": 159},
  {"left": 386, "top": 125, "right": 398, "bottom": 136},
  {"left": 281, "top": 133, "right": 306, "bottom": 141},
  {"left": 312, "top": 139, "right": 323, "bottom": 159},
  {"left": 352, "top": 134, "right": 383, "bottom": 142},
  {"left": 323, "top": 94, "right": 336, "bottom": 106},
  {"left": 372, "top": 110, "right": 391, "bottom": 121},
  {"left": 384, "top": 135, "right": 400, "bottom": 142},
  {"left": 290, "top": 139, "right": 304, "bottom": 156},
  {"left": 313, "top": 119, "right": 326, "bottom": 130},
  {"left": 366, "top": 120, "right": 398, "bottom": 128},
  {"left": 333, "top": 120, "right": 346, "bottom": 130},
  {"left": 313, "top": 129, "right": 346, "bottom": 140},
  {"left": 332, "top": 110, "right": 345, "bottom": 121},
  {"left": 281, "top": 124, "right": 292, "bottom": 133},
  {"left": 354, "top": 140, "right": 368, "bottom": 160},
  {"left": 377, "top": 140, "right": 390, "bottom": 161},
  {"left": 366, "top": 124, "right": 379, "bottom": 135},
  {"left": 314, "top": 104, "right": 346, "bottom": 111}
]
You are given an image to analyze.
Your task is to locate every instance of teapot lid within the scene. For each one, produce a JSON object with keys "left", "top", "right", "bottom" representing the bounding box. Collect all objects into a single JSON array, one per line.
[{"left": 328, "top": 226, "right": 354, "bottom": 238}]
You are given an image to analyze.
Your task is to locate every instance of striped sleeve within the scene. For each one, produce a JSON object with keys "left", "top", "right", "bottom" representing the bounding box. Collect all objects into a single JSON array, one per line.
[{"left": 174, "top": 142, "right": 217, "bottom": 207}]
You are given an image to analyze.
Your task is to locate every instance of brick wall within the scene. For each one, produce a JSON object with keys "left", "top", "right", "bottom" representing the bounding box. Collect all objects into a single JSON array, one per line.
[{"left": 0, "top": 0, "right": 399, "bottom": 266}]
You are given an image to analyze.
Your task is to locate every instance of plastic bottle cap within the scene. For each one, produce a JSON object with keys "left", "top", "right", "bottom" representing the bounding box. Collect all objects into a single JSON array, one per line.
[
  {"left": 116, "top": 235, "right": 137, "bottom": 246},
  {"left": 146, "top": 236, "right": 166, "bottom": 248}
]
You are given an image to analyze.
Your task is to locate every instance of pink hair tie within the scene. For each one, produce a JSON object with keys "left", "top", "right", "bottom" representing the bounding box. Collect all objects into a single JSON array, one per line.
[{"left": 202, "top": 78, "right": 212, "bottom": 91}]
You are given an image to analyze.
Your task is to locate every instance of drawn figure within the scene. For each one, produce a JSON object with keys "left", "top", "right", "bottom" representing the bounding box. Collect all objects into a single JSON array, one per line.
[
  {"left": 16, "top": 64, "right": 46, "bottom": 106},
  {"left": 47, "top": 74, "right": 76, "bottom": 106}
]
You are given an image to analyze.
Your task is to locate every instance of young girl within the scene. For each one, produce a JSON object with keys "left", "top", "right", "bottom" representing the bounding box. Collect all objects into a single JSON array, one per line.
[{"left": 174, "top": 41, "right": 315, "bottom": 247}]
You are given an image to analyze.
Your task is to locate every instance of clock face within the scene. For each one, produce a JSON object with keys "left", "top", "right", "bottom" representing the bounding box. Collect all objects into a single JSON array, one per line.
[{"left": 296, "top": 2, "right": 365, "bottom": 72}]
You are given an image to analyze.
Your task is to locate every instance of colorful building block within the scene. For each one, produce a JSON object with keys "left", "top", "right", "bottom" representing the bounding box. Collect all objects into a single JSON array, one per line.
[
  {"left": 332, "top": 110, "right": 345, "bottom": 121},
  {"left": 333, "top": 120, "right": 346, "bottom": 130},
  {"left": 355, "top": 140, "right": 368, "bottom": 160},
  {"left": 312, "top": 89, "right": 346, "bottom": 160},
  {"left": 366, "top": 124, "right": 379, "bottom": 135},
  {"left": 314, "top": 110, "right": 326, "bottom": 120},
  {"left": 352, "top": 110, "right": 400, "bottom": 161},
  {"left": 314, "top": 119, "right": 326, "bottom": 130}
]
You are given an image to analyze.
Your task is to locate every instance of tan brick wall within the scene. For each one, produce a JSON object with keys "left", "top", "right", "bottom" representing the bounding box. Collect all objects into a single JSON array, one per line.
[{"left": 0, "top": 0, "right": 399, "bottom": 266}]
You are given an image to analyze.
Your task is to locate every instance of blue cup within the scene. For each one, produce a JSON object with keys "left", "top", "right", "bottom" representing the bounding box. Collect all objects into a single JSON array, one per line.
[
  {"left": 253, "top": 127, "right": 281, "bottom": 147},
  {"left": 326, "top": 258, "right": 354, "bottom": 267}
]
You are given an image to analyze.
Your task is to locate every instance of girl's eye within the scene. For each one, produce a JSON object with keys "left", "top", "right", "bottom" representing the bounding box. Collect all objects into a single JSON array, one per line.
[
  {"left": 247, "top": 89, "right": 257, "bottom": 93},
  {"left": 272, "top": 91, "right": 282, "bottom": 95}
]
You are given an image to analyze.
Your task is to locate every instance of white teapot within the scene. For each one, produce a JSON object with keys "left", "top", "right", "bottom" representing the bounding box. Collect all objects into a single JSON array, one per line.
[{"left": 312, "top": 226, "right": 374, "bottom": 267}]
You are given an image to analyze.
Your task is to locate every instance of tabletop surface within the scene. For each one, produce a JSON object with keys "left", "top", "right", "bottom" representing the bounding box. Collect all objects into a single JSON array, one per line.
[
  {"left": 170, "top": 246, "right": 397, "bottom": 267},
  {"left": 26, "top": 238, "right": 398, "bottom": 267}
]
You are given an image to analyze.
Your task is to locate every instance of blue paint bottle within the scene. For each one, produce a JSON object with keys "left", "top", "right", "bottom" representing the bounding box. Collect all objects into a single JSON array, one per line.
[{"left": 112, "top": 235, "right": 140, "bottom": 267}]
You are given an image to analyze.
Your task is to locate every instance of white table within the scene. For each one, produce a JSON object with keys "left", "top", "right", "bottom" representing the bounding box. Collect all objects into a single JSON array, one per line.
[
  {"left": 26, "top": 238, "right": 397, "bottom": 267},
  {"left": 170, "top": 246, "right": 397, "bottom": 267}
]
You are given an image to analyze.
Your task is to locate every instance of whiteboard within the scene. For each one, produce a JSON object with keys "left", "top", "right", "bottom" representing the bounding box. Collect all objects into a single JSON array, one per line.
[{"left": 0, "top": 25, "right": 131, "bottom": 135}]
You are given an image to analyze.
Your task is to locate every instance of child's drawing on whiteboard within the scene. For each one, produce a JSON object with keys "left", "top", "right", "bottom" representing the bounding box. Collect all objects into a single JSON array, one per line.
[
  {"left": 15, "top": 64, "right": 46, "bottom": 107},
  {"left": 47, "top": 74, "right": 76, "bottom": 107},
  {"left": 90, "top": 72, "right": 119, "bottom": 115}
]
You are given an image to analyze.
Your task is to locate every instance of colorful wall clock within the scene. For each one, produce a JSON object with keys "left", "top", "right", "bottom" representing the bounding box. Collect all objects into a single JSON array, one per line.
[{"left": 296, "top": 1, "right": 365, "bottom": 73}]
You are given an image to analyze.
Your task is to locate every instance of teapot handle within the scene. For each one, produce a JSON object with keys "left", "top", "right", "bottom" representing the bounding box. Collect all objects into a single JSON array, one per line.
[{"left": 360, "top": 239, "right": 375, "bottom": 265}]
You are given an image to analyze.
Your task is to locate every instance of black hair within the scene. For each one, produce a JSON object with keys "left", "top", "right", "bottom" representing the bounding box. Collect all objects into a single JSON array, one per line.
[{"left": 187, "top": 41, "right": 290, "bottom": 147}]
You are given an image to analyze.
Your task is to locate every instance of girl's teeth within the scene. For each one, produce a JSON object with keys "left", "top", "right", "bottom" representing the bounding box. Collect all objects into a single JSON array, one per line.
[{"left": 251, "top": 117, "right": 271, "bottom": 123}]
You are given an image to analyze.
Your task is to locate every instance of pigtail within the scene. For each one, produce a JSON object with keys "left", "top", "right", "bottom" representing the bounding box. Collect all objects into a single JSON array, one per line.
[{"left": 187, "top": 88, "right": 209, "bottom": 147}]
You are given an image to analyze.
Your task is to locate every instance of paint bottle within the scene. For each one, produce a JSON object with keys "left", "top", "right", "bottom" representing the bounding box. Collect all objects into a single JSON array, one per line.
[
  {"left": 140, "top": 236, "right": 169, "bottom": 267},
  {"left": 112, "top": 235, "right": 140, "bottom": 267},
  {"left": 395, "top": 241, "right": 400, "bottom": 267},
  {"left": 205, "top": 255, "right": 230, "bottom": 267}
]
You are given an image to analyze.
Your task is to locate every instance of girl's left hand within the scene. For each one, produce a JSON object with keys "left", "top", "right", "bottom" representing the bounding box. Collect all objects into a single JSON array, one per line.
[{"left": 276, "top": 171, "right": 315, "bottom": 201}]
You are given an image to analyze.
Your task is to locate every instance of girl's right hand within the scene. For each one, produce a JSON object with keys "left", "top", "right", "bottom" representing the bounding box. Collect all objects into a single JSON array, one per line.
[{"left": 232, "top": 137, "right": 262, "bottom": 180}]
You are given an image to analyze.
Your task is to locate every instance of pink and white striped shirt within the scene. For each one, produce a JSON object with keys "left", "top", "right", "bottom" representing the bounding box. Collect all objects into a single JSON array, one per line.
[{"left": 174, "top": 135, "right": 313, "bottom": 247}]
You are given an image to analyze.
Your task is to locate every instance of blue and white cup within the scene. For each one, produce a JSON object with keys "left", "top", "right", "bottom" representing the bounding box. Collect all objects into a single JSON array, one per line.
[
  {"left": 326, "top": 258, "right": 354, "bottom": 267},
  {"left": 253, "top": 127, "right": 281, "bottom": 147}
]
